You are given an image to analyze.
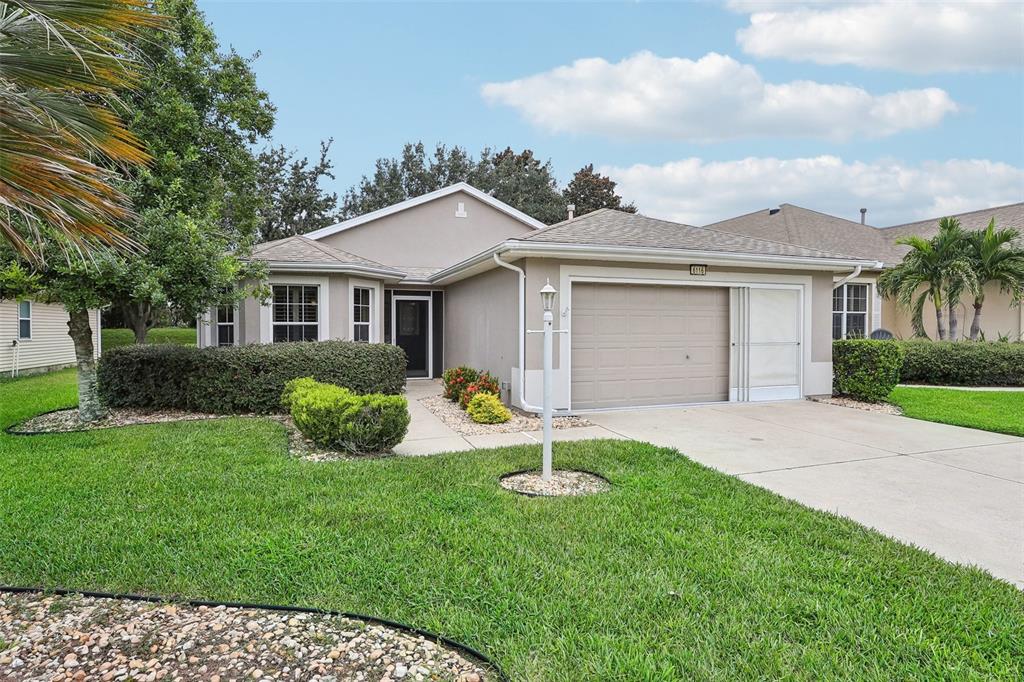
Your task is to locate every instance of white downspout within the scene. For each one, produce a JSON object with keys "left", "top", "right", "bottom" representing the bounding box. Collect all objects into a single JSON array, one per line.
[
  {"left": 493, "top": 253, "right": 543, "bottom": 412},
  {"left": 832, "top": 265, "right": 863, "bottom": 290}
]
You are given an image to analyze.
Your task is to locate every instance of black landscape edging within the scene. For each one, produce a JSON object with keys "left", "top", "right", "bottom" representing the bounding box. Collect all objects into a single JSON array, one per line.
[
  {"left": 498, "top": 468, "right": 613, "bottom": 498},
  {"left": 0, "top": 585, "right": 505, "bottom": 681}
]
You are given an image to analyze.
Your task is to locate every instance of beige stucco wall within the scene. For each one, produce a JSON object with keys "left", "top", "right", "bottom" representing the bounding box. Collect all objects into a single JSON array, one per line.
[
  {"left": 317, "top": 190, "right": 535, "bottom": 270},
  {"left": 880, "top": 281, "right": 1022, "bottom": 341},
  {"left": 0, "top": 302, "right": 100, "bottom": 374},
  {"left": 443, "top": 266, "right": 517, "bottom": 389}
]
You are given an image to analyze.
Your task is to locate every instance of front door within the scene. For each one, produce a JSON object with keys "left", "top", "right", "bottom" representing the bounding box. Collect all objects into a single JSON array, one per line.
[{"left": 394, "top": 298, "right": 430, "bottom": 377}]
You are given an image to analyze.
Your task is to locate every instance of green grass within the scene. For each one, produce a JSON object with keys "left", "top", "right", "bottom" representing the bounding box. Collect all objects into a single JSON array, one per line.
[
  {"left": 1, "top": 372, "right": 1021, "bottom": 680},
  {"left": 101, "top": 326, "right": 195, "bottom": 351},
  {"left": 889, "top": 387, "right": 1024, "bottom": 437}
]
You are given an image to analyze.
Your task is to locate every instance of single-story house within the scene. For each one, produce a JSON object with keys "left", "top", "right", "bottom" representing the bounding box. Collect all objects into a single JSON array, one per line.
[
  {"left": 0, "top": 302, "right": 101, "bottom": 376},
  {"left": 707, "top": 202, "right": 1024, "bottom": 343},
  {"left": 201, "top": 182, "right": 910, "bottom": 411}
]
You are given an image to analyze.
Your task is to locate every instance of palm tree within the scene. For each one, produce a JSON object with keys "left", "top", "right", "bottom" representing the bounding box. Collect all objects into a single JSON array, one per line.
[
  {"left": 933, "top": 217, "right": 975, "bottom": 340},
  {"left": 966, "top": 219, "right": 1024, "bottom": 341},
  {"left": 0, "top": 0, "right": 161, "bottom": 263},
  {"left": 878, "top": 218, "right": 977, "bottom": 340}
]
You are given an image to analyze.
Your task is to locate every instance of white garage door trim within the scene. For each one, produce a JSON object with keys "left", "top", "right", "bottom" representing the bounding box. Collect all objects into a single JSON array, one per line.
[{"left": 558, "top": 265, "right": 811, "bottom": 411}]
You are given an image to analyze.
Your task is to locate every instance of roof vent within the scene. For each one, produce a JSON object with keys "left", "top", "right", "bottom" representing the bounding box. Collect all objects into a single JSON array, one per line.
[
  {"left": 768, "top": 208, "right": 780, "bottom": 215},
  {"left": 860, "top": 207, "right": 867, "bottom": 224},
  {"left": 455, "top": 201, "right": 467, "bottom": 218}
]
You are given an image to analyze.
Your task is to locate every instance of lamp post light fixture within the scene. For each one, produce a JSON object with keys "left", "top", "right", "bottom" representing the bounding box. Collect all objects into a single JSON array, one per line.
[{"left": 539, "top": 279, "right": 556, "bottom": 480}]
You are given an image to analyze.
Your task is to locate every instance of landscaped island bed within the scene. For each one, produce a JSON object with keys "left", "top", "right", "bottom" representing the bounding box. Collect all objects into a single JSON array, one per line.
[{"left": 1, "top": 371, "right": 1021, "bottom": 679}]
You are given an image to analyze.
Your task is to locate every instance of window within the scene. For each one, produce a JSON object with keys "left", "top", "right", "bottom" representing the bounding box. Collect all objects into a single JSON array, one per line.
[
  {"left": 272, "top": 285, "right": 319, "bottom": 342},
  {"left": 216, "top": 304, "right": 235, "bottom": 346},
  {"left": 17, "top": 301, "right": 31, "bottom": 340},
  {"left": 832, "top": 283, "right": 868, "bottom": 339},
  {"left": 352, "top": 287, "right": 372, "bottom": 342}
]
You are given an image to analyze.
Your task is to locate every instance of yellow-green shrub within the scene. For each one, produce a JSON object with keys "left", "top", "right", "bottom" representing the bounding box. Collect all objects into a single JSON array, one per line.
[
  {"left": 282, "top": 377, "right": 409, "bottom": 454},
  {"left": 466, "top": 392, "right": 512, "bottom": 424}
]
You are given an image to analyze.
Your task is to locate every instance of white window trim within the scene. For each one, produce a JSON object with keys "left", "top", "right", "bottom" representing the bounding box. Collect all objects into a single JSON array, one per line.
[
  {"left": 391, "top": 294, "right": 433, "bottom": 378},
  {"left": 259, "top": 275, "right": 330, "bottom": 344},
  {"left": 216, "top": 303, "right": 239, "bottom": 347},
  {"left": 556, "top": 264, "right": 814, "bottom": 411},
  {"left": 349, "top": 278, "right": 381, "bottom": 343},
  {"left": 17, "top": 300, "right": 31, "bottom": 340},
  {"left": 832, "top": 282, "right": 869, "bottom": 339}
]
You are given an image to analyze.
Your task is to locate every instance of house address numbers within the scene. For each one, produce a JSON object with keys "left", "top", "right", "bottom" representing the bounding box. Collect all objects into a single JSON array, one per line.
[{"left": 689, "top": 264, "right": 708, "bottom": 276}]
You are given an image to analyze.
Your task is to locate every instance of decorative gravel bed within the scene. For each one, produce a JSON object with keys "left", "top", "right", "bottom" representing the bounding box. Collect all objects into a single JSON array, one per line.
[
  {"left": 0, "top": 592, "right": 490, "bottom": 681},
  {"left": 10, "top": 409, "right": 360, "bottom": 463},
  {"left": 420, "top": 396, "right": 591, "bottom": 436},
  {"left": 809, "top": 396, "right": 903, "bottom": 416},
  {"left": 500, "top": 470, "right": 611, "bottom": 497}
]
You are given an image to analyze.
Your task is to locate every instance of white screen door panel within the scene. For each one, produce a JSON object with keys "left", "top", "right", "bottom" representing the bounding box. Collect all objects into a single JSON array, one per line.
[{"left": 746, "top": 288, "right": 801, "bottom": 400}]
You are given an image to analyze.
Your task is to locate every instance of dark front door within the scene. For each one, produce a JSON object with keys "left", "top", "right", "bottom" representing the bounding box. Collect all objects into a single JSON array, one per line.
[{"left": 395, "top": 298, "right": 429, "bottom": 377}]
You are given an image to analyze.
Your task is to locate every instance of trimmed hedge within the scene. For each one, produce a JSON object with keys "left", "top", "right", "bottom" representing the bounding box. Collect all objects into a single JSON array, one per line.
[
  {"left": 283, "top": 377, "right": 409, "bottom": 454},
  {"left": 898, "top": 340, "right": 1024, "bottom": 387},
  {"left": 833, "top": 339, "right": 904, "bottom": 402},
  {"left": 98, "top": 341, "right": 407, "bottom": 413}
]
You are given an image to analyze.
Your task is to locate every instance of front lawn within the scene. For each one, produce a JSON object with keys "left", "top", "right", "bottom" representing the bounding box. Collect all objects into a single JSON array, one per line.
[
  {"left": 1, "top": 372, "right": 1021, "bottom": 679},
  {"left": 889, "top": 386, "right": 1024, "bottom": 437},
  {"left": 101, "top": 326, "right": 196, "bottom": 350}
]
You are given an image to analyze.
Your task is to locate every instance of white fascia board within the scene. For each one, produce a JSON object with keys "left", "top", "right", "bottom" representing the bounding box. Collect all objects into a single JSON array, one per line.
[
  {"left": 303, "top": 182, "right": 546, "bottom": 240},
  {"left": 429, "top": 241, "right": 881, "bottom": 285},
  {"left": 265, "top": 261, "right": 405, "bottom": 280}
]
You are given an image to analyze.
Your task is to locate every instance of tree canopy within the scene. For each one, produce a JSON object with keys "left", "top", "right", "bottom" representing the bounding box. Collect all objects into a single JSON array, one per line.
[
  {"left": 563, "top": 164, "right": 637, "bottom": 217},
  {"left": 256, "top": 139, "right": 341, "bottom": 242}
]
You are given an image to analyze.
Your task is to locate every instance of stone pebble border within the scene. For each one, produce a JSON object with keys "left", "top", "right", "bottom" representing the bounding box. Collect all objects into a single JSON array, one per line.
[
  {"left": 499, "top": 469, "right": 612, "bottom": 498},
  {"left": 419, "top": 396, "right": 592, "bottom": 437},
  {"left": 809, "top": 396, "right": 903, "bottom": 416},
  {"left": 0, "top": 588, "right": 498, "bottom": 682}
]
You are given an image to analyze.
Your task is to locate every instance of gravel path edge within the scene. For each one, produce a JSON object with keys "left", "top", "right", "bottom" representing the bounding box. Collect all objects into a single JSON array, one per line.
[{"left": 0, "top": 585, "right": 504, "bottom": 681}]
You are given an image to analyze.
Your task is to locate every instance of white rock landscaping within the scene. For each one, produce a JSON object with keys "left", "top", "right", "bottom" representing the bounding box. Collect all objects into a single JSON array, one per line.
[{"left": 500, "top": 470, "right": 611, "bottom": 497}]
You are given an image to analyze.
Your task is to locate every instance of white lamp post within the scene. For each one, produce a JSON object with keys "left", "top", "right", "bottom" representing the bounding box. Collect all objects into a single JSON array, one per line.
[{"left": 539, "top": 280, "right": 557, "bottom": 481}]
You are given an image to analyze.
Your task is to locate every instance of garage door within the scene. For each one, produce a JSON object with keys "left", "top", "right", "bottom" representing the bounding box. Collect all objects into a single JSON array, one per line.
[{"left": 570, "top": 283, "right": 730, "bottom": 409}]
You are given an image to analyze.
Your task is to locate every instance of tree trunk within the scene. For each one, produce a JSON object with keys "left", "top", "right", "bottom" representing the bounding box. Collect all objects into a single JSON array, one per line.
[
  {"left": 948, "top": 300, "right": 959, "bottom": 341},
  {"left": 123, "top": 302, "right": 151, "bottom": 344},
  {"left": 934, "top": 304, "right": 947, "bottom": 341},
  {"left": 67, "top": 308, "right": 104, "bottom": 422},
  {"left": 970, "top": 299, "right": 983, "bottom": 341}
]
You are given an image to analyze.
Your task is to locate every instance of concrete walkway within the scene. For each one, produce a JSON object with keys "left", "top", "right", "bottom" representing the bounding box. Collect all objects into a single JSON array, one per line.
[
  {"left": 587, "top": 400, "right": 1024, "bottom": 587},
  {"left": 394, "top": 380, "right": 622, "bottom": 456}
]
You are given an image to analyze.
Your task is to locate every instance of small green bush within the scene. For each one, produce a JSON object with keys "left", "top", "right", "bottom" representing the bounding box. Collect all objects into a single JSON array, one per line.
[
  {"left": 286, "top": 378, "right": 409, "bottom": 454},
  {"left": 466, "top": 392, "right": 512, "bottom": 424},
  {"left": 898, "top": 340, "right": 1024, "bottom": 386},
  {"left": 98, "top": 341, "right": 407, "bottom": 413},
  {"left": 459, "top": 371, "right": 501, "bottom": 409},
  {"left": 442, "top": 366, "right": 479, "bottom": 402},
  {"left": 833, "top": 339, "right": 904, "bottom": 402}
]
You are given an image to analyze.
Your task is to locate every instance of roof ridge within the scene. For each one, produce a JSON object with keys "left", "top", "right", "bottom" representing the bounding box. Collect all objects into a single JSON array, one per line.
[
  {"left": 297, "top": 235, "right": 393, "bottom": 269},
  {"left": 695, "top": 220, "right": 852, "bottom": 259},
  {"left": 882, "top": 201, "right": 1024, "bottom": 230},
  {"left": 779, "top": 203, "right": 877, "bottom": 229},
  {"left": 702, "top": 206, "right": 776, "bottom": 227}
]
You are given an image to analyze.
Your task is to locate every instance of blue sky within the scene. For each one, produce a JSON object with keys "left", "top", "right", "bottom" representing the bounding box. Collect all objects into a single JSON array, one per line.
[{"left": 199, "top": 1, "right": 1024, "bottom": 226}]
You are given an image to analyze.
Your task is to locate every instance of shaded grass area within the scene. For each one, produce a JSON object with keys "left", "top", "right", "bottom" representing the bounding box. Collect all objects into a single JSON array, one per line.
[
  {"left": 1, "top": 372, "right": 1021, "bottom": 680},
  {"left": 101, "top": 327, "right": 195, "bottom": 351},
  {"left": 890, "top": 387, "right": 1024, "bottom": 437}
]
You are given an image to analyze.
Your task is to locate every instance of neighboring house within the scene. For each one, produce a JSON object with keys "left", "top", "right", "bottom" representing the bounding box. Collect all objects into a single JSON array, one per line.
[
  {"left": 0, "top": 301, "right": 101, "bottom": 377},
  {"left": 708, "top": 202, "right": 1024, "bottom": 342},
  {"left": 200, "top": 182, "right": 880, "bottom": 410}
]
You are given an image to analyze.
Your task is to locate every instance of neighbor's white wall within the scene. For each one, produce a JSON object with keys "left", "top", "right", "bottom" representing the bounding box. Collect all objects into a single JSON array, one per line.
[{"left": 0, "top": 302, "right": 100, "bottom": 374}]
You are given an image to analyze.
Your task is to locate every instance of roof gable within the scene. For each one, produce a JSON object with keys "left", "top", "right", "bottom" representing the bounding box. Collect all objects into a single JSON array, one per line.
[{"left": 303, "top": 183, "right": 546, "bottom": 240}]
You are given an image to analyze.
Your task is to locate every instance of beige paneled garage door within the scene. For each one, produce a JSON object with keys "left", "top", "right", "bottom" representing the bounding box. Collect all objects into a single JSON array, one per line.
[{"left": 571, "top": 283, "right": 730, "bottom": 409}]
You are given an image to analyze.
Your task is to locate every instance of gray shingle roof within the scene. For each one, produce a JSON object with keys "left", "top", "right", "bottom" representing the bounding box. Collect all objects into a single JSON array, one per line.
[
  {"left": 881, "top": 203, "right": 1024, "bottom": 250},
  {"left": 251, "top": 236, "right": 401, "bottom": 273},
  {"left": 513, "top": 208, "right": 863, "bottom": 261}
]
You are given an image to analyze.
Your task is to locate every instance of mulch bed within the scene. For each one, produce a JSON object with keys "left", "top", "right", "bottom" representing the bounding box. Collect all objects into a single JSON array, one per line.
[
  {"left": 500, "top": 470, "right": 611, "bottom": 497},
  {"left": 809, "top": 396, "right": 903, "bottom": 416},
  {"left": 420, "top": 396, "right": 591, "bottom": 436},
  {"left": 0, "top": 591, "right": 489, "bottom": 681},
  {"left": 10, "top": 409, "right": 358, "bottom": 463}
]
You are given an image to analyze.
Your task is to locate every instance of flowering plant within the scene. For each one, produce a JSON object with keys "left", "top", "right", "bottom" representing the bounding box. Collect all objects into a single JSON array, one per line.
[
  {"left": 442, "top": 366, "right": 479, "bottom": 402},
  {"left": 458, "top": 371, "right": 501, "bottom": 409}
]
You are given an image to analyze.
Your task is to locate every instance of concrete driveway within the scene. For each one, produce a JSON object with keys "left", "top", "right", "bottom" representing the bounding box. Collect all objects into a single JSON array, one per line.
[{"left": 587, "top": 401, "right": 1024, "bottom": 587}]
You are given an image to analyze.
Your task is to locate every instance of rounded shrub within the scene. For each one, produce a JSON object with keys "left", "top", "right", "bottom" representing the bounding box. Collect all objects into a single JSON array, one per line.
[
  {"left": 467, "top": 392, "right": 512, "bottom": 424},
  {"left": 442, "top": 366, "right": 479, "bottom": 403},
  {"left": 459, "top": 371, "right": 501, "bottom": 409},
  {"left": 833, "top": 339, "right": 904, "bottom": 403},
  {"left": 285, "top": 377, "right": 410, "bottom": 454}
]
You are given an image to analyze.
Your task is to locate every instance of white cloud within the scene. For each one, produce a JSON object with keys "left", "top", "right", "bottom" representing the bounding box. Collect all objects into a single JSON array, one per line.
[
  {"left": 481, "top": 52, "right": 956, "bottom": 141},
  {"left": 600, "top": 156, "right": 1024, "bottom": 226},
  {"left": 734, "top": 1, "right": 1024, "bottom": 73}
]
